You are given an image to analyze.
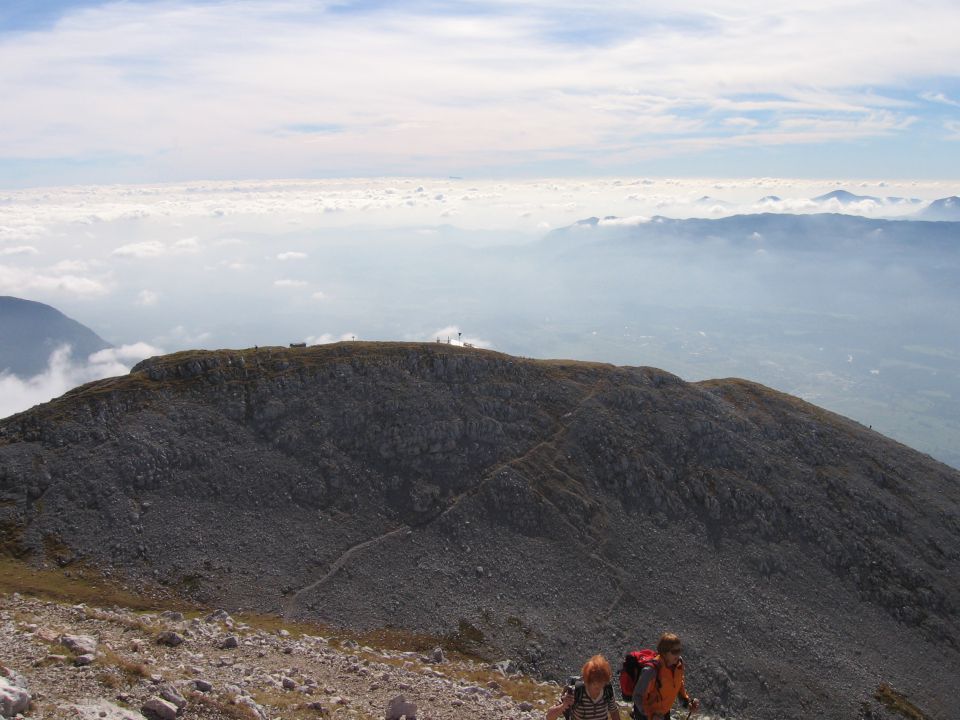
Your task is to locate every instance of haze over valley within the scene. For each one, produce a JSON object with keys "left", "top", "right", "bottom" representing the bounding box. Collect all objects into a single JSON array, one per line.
[{"left": 2, "top": 179, "right": 959, "bottom": 468}]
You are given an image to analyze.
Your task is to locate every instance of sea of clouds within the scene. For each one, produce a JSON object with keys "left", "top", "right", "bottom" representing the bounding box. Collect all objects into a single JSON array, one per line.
[{"left": 1, "top": 177, "right": 958, "bottom": 456}]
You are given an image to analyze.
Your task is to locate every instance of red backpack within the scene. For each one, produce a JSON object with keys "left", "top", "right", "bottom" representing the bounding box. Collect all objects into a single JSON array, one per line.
[{"left": 618, "top": 650, "right": 660, "bottom": 701}]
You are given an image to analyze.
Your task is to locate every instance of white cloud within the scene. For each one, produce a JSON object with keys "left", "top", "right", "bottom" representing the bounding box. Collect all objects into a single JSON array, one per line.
[
  {"left": 1, "top": 1, "right": 957, "bottom": 181},
  {"left": 0, "top": 263, "right": 108, "bottom": 296},
  {"left": 89, "top": 342, "right": 162, "bottom": 365},
  {"left": 274, "top": 279, "right": 307, "bottom": 287},
  {"left": 112, "top": 237, "right": 199, "bottom": 258},
  {"left": 0, "top": 246, "right": 39, "bottom": 256},
  {"left": 173, "top": 236, "right": 200, "bottom": 252},
  {"left": 0, "top": 225, "right": 47, "bottom": 243},
  {"left": 112, "top": 240, "right": 167, "bottom": 258},
  {"left": 137, "top": 289, "right": 159, "bottom": 306},
  {"left": 311, "top": 291, "right": 327, "bottom": 300},
  {"left": 426, "top": 325, "right": 492, "bottom": 349},
  {"left": 306, "top": 332, "right": 356, "bottom": 345},
  {"left": 921, "top": 91, "right": 960, "bottom": 107},
  {"left": 157, "top": 325, "right": 212, "bottom": 347},
  {"left": 598, "top": 216, "right": 651, "bottom": 226},
  {"left": 0, "top": 342, "right": 162, "bottom": 420},
  {"left": 51, "top": 260, "right": 90, "bottom": 272},
  {"left": 277, "top": 251, "right": 308, "bottom": 260}
]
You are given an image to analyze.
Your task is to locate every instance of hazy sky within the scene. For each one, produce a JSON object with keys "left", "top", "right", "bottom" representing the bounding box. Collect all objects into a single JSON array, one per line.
[{"left": 2, "top": 0, "right": 960, "bottom": 187}]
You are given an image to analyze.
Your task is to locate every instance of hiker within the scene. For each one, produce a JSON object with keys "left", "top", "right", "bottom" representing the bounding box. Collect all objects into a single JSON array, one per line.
[
  {"left": 546, "top": 654, "right": 621, "bottom": 720},
  {"left": 631, "top": 633, "right": 700, "bottom": 720}
]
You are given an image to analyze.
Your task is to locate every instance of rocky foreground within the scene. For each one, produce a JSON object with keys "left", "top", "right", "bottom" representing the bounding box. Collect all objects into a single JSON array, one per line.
[{"left": 2, "top": 590, "right": 608, "bottom": 720}]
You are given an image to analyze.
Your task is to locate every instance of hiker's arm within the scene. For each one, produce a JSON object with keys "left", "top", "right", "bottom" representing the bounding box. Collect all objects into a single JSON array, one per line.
[
  {"left": 631, "top": 666, "right": 657, "bottom": 707},
  {"left": 607, "top": 688, "right": 621, "bottom": 720},
  {"left": 546, "top": 691, "right": 574, "bottom": 720},
  {"left": 678, "top": 675, "right": 700, "bottom": 713}
]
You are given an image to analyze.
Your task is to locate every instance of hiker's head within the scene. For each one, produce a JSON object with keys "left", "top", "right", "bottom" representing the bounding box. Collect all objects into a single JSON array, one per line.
[
  {"left": 657, "top": 632, "right": 683, "bottom": 666},
  {"left": 581, "top": 654, "right": 612, "bottom": 697}
]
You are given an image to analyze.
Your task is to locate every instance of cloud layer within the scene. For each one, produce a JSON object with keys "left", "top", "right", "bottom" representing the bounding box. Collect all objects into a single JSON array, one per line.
[
  {"left": 0, "top": 342, "right": 162, "bottom": 420},
  {"left": 1, "top": 1, "right": 959, "bottom": 184}
]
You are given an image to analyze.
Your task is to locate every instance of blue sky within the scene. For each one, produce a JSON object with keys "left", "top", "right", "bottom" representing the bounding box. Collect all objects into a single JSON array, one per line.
[{"left": 1, "top": 0, "right": 960, "bottom": 187}]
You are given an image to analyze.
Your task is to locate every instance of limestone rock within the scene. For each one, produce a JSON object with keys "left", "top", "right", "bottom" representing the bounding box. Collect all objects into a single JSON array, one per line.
[
  {"left": 61, "top": 634, "right": 98, "bottom": 655},
  {"left": 63, "top": 700, "right": 146, "bottom": 720},
  {"left": 142, "top": 698, "right": 178, "bottom": 720},
  {"left": 385, "top": 694, "right": 417, "bottom": 720},
  {"left": 157, "top": 684, "right": 186, "bottom": 710},
  {"left": 156, "top": 631, "right": 184, "bottom": 647},
  {"left": 0, "top": 675, "right": 30, "bottom": 719}
]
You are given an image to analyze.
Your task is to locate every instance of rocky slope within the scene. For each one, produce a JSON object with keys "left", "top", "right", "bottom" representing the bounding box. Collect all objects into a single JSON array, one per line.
[
  {"left": 0, "top": 590, "right": 579, "bottom": 720},
  {"left": 1, "top": 342, "right": 958, "bottom": 720}
]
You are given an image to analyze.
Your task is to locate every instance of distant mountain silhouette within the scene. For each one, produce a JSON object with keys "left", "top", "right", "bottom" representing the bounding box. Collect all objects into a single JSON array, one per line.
[
  {"left": 548, "top": 211, "right": 960, "bottom": 255},
  {"left": 811, "top": 189, "right": 882, "bottom": 204},
  {"left": 0, "top": 296, "right": 111, "bottom": 376},
  {"left": 916, "top": 196, "right": 960, "bottom": 221}
]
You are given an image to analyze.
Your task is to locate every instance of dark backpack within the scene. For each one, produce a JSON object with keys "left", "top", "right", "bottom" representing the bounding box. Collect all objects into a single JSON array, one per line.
[
  {"left": 563, "top": 677, "right": 615, "bottom": 720},
  {"left": 618, "top": 650, "right": 660, "bottom": 702}
]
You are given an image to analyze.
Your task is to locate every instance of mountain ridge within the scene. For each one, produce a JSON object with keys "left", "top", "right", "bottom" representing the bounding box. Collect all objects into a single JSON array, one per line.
[{"left": 1, "top": 341, "right": 958, "bottom": 720}]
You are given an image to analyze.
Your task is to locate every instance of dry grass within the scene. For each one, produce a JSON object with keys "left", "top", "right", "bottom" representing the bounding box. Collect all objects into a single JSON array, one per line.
[
  {"left": 190, "top": 691, "right": 266, "bottom": 720},
  {"left": 875, "top": 683, "right": 929, "bottom": 720},
  {"left": 3, "top": 553, "right": 558, "bottom": 712},
  {"left": 0, "top": 556, "right": 176, "bottom": 611},
  {"left": 97, "top": 648, "right": 152, "bottom": 685},
  {"left": 82, "top": 606, "right": 166, "bottom": 637}
]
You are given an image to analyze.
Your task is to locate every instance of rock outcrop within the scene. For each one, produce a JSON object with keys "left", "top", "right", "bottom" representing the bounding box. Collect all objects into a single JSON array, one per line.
[{"left": 1, "top": 342, "right": 958, "bottom": 720}]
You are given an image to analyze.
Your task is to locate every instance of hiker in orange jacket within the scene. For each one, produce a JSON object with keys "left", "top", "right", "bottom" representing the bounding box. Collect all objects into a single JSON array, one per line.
[{"left": 631, "top": 633, "right": 700, "bottom": 720}]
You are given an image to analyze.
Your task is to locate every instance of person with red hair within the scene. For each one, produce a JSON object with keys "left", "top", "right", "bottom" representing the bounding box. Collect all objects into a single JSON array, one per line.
[{"left": 546, "top": 654, "right": 621, "bottom": 720}]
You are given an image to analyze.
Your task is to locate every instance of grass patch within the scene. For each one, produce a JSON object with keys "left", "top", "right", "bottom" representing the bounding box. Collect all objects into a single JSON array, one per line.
[
  {"left": 190, "top": 692, "right": 265, "bottom": 720},
  {"left": 95, "top": 650, "right": 150, "bottom": 688},
  {"left": 0, "top": 556, "right": 182, "bottom": 611},
  {"left": 82, "top": 606, "right": 165, "bottom": 637},
  {"left": 0, "top": 519, "right": 27, "bottom": 558},
  {"left": 875, "top": 683, "right": 929, "bottom": 720},
  {"left": 443, "top": 618, "right": 486, "bottom": 655},
  {"left": 249, "top": 687, "right": 321, "bottom": 720}
]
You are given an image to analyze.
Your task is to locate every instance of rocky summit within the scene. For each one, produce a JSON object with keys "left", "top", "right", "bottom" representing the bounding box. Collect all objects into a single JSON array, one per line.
[{"left": 1, "top": 341, "right": 958, "bottom": 720}]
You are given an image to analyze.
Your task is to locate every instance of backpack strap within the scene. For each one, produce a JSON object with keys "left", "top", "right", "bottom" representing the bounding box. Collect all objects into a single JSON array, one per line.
[
  {"left": 573, "top": 680, "right": 586, "bottom": 706},
  {"left": 633, "top": 660, "right": 663, "bottom": 707},
  {"left": 563, "top": 679, "right": 585, "bottom": 720}
]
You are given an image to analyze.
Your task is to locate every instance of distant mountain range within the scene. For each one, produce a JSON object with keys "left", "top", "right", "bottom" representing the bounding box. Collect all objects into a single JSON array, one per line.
[
  {"left": 755, "top": 188, "right": 958, "bottom": 216},
  {"left": 811, "top": 189, "right": 885, "bottom": 204},
  {"left": 0, "top": 296, "right": 111, "bottom": 376},
  {"left": 542, "top": 211, "right": 960, "bottom": 470},
  {"left": 915, "top": 195, "right": 960, "bottom": 221}
]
